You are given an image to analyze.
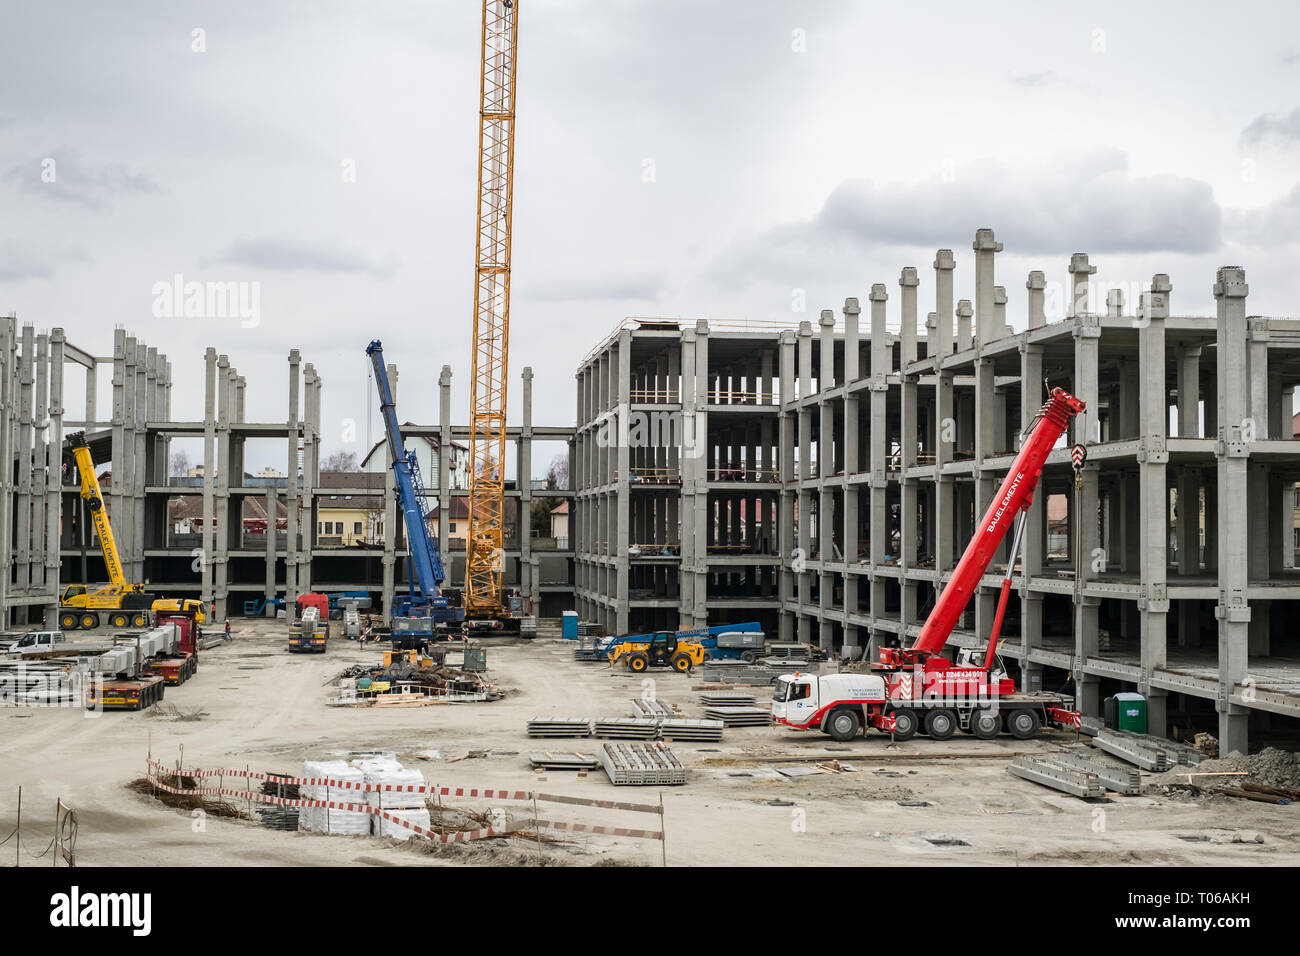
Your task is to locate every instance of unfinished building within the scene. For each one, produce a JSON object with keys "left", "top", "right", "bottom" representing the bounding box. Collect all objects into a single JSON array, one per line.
[
  {"left": 0, "top": 321, "right": 575, "bottom": 630},
  {"left": 573, "top": 230, "right": 1300, "bottom": 752}
]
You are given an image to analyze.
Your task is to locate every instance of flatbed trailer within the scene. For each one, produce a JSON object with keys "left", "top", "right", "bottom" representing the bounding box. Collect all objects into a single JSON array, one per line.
[
  {"left": 288, "top": 607, "right": 329, "bottom": 654},
  {"left": 83, "top": 623, "right": 191, "bottom": 711},
  {"left": 87, "top": 674, "right": 166, "bottom": 710}
]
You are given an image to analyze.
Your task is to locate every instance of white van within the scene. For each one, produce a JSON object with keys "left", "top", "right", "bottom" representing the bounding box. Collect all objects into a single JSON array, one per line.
[{"left": 7, "top": 631, "right": 67, "bottom": 656}]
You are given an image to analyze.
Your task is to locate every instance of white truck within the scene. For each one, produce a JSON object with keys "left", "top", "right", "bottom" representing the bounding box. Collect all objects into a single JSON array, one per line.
[{"left": 771, "top": 666, "right": 1078, "bottom": 742}]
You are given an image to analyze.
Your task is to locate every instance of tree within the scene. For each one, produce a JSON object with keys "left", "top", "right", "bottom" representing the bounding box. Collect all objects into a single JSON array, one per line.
[
  {"left": 170, "top": 449, "right": 192, "bottom": 478},
  {"left": 545, "top": 452, "right": 569, "bottom": 491},
  {"left": 532, "top": 452, "right": 570, "bottom": 537},
  {"left": 323, "top": 450, "right": 360, "bottom": 472}
]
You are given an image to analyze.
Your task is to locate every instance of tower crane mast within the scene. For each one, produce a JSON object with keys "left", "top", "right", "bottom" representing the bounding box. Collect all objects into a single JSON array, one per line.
[{"left": 464, "top": 0, "right": 519, "bottom": 620}]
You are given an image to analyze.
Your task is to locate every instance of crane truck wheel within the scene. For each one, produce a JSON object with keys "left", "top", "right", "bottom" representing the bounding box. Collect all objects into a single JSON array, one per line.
[
  {"left": 60, "top": 612, "right": 79, "bottom": 630},
  {"left": 627, "top": 652, "right": 649, "bottom": 673},
  {"left": 924, "top": 708, "right": 957, "bottom": 741},
  {"left": 888, "top": 708, "right": 918, "bottom": 740},
  {"left": 132, "top": 613, "right": 147, "bottom": 627},
  {"left": 110, "top": 612, "right": 129, "bottom": 628},
  {"left": 827, "top": 708, "right": 861, "bottom": 742},
  {"left": 969, "top": 708, "right": 1001, "bottom": 739},
  {"left": 80, "top": 613, "right": 99, "bottom": 630},
  {"left": 670, "top": 653, "right": 692, "bottom": 673},
  {"left": 1006, "top": 709, "right": 1041, "bottom": 739}
]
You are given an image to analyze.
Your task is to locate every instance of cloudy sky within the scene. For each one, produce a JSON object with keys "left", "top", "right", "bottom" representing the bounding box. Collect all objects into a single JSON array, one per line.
[{"left": 2, "top": 0, "right": 1298, "bottom": 470}]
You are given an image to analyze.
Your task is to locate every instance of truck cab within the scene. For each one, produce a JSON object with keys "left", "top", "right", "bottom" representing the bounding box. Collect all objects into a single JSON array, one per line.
[
  {"left": 771, "top": 672, "right": 888, "bottom": 740},
  {"left": 8, "top": 631, "right": 66, "bottom": 656}
]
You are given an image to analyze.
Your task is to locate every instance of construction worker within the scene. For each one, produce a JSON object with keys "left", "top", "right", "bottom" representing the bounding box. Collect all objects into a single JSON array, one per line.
[{"left": 224, "top": 620, "right": 232, "bottom": 643}]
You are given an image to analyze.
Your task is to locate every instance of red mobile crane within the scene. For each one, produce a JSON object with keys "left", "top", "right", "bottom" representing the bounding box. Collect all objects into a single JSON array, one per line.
[{"left": 773, "top": 387, "right": 1087, "bottom": 741}]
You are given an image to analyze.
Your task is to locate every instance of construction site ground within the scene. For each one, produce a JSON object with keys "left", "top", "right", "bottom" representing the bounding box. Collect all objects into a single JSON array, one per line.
[{"left": 2, "top": 618, "right": 1298, "bottom": 867}]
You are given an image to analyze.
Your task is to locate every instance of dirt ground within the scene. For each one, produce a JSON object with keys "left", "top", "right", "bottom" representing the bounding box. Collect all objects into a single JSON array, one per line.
[{"left": 2, "top": 619, "right": 1298, "bottom": 867}]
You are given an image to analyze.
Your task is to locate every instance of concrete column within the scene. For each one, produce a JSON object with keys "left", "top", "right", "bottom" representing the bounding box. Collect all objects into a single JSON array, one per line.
[
  {"left": 899, "top": 267, "right": 919, "bottom": 366},
  {"left": 520, "top": 366, "right": 535, "bottom": 604},
  {"left": 1067, "top": 253, "right": 1096, "bottom": 319},
  {"left": 1026, "top": 271, "right": 1046, "bottom": 329},
  {"left": 1214, "top": 266, "right": 1251, "bottom": 755},
  {"left": 1247, "top": 319, "right": 1270, "bottom": 439},
  {"left": 933, "top": 250, "right": 955, "bottom": 363},
  {"left": 0, "top": 318, "right": 13, "bottom": 626},
  {"left": 868, "top": 284, "right": 889, "bottom": 653},
  {"left": 935, "top": 367, "right": 954, "bottom": 574},
  {"left": 843, "top": 298, "right": 860, "bottom": 383},
  {"left": 1073, "top": 298, "right": 1102, "bottom": 715},
  {"left": 44, "top": 330, "right": 65, "bottom": 622},
  {"left": 956, "top": 299, "right": 973, "bottom": 353},
  {"left": 778, "top": 329, "right": 796, "bottom": 642},
  {"left": 438, "top": 366, "right": 452, "bottom": 564},
  {"left": 1106, "top": 288, "right": 1124, "bottom": 319},
  {"left": 615, "top": 331, "right": 632, "bottom": 633},
  {"left": 819, "top": 309, "right": 835, "bottom": 392},
  {"left": 14, "top": 327, "right": 34, "bottom": 597},
  {"left": 972, "top": 227, "right": 1003, "bottom": 344},
  {"left": 1019, "top": 342, "right": 1045, "bottom": 679},
  {"left": 264, "top": 486, "right": 276, "bottom": 613},
  {"left": 201, "top": 348, "right": 218, "bottom": 613},
  {"left": 1177, "top": 346, "right": 1201, "bottom": 438},
  {"left": 1137, "top": 276, "right": 1171, "bottom": 735}
]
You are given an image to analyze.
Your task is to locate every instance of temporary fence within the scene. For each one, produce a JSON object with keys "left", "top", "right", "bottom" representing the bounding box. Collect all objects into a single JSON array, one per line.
[
  {"left": 143, "top": 753, "right": 666, "bottom": 853},
  {"left": 1, "top": 787, "right": 78, "bottom": 867}
]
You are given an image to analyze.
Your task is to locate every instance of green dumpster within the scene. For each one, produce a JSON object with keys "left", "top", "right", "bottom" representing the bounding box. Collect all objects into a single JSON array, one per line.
[{"left": 1113, "top": 692, "right": 1147, "bottom": 734}]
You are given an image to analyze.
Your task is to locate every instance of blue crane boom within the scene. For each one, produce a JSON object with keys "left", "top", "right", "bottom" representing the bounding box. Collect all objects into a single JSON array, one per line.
[{"left": 365, "top": 341, "right": 447, "bottom": 609}]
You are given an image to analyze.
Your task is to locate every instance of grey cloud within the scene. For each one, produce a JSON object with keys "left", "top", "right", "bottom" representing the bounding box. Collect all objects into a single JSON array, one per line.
[
  {"left": 1241, "top": 107, "right": 1300, "bottom": 148},
  {"left": 206, "top": 238, "right": 399, "bottom": 277},
  {"left": 1226, "top": 185, "right": 1300, "bottom": 245},
  {"left": 712, "top": 148, "right": 1222, "bottom": 288},
  {"left": 0, "top": 239, "right": 88, "bottom": 281},
  {"left": 3, "top": 148, "right": 161, "bottom": 210}
]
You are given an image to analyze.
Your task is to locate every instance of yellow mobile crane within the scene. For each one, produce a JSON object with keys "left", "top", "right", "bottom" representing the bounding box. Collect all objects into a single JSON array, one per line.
[
  {"left": 464, "top": 0, "right": 529, "bottom": 631},
  {"left": 60, "top": 432, "right": 207, "bottom": 630}
]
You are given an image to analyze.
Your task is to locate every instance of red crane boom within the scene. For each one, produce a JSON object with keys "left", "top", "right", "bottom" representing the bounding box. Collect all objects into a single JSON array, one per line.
[{"left": 881, "top": 386, "right": 1086, "bottom": 670}]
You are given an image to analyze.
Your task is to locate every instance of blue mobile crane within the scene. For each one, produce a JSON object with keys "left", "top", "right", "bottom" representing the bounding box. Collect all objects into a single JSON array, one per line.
[{"left": 366, "top": 341, "right": 465, "bottom": 647}]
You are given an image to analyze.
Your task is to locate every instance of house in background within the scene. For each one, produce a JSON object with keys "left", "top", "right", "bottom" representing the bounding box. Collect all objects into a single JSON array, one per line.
[
  {"left": 360, "top": 430, "right": 470, "bottom": 493},
  {"left": 317, "top": 471, "right": 386, "bottom": 547},
  {"left": 550, "top": 501, "right": 569, "bottom": 549},
  {"left": 428, "top": 496, "right": 471, "bottom": 551}
]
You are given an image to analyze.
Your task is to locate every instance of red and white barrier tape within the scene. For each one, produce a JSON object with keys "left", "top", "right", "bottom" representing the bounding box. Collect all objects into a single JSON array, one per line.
[
  {"left": 145, "top": 763, "right": 664, "bottom": 844},
  {"left": 146, "top": 759, "right": 662, "bottom": 813},
  {"left": 146, "top": 771, "right": 503, "bottom": 844}
]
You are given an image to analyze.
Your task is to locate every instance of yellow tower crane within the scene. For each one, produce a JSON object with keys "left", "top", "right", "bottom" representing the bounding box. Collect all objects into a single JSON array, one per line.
[{"left": 464, "top": 0, "right": 519, "bottom": 623}]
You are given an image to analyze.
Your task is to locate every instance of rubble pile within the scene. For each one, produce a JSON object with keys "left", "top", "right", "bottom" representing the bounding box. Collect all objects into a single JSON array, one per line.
[{"left": 1196, "top": 748, "right": 1300, "bottom": 789}]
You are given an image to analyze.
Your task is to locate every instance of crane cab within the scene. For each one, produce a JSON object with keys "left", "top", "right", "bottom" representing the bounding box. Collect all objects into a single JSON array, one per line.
[{"left": 953, "top": 646, "right": 1009, "bottom": 684}]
